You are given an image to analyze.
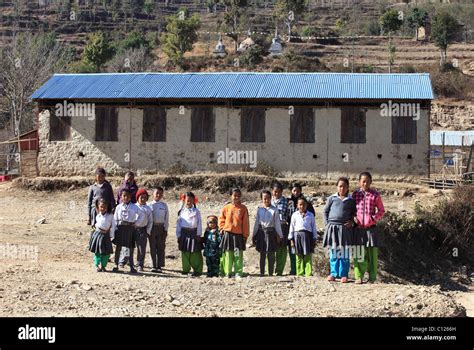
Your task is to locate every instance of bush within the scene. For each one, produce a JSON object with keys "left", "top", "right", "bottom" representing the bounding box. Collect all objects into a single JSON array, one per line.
[
  {"left": 239, "top": 44, "right": 264, "bottom": 68},
  {"left": 430, "top": 67, "right": 473, "bottom": 99},
  {"left": 398, "top": 65, "right": 417, "bottom": 73}
]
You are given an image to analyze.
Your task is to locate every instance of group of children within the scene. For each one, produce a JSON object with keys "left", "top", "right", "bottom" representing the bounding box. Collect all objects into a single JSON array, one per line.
[{"left": 87, "top": 168, "right": 385, "bottom": 283}]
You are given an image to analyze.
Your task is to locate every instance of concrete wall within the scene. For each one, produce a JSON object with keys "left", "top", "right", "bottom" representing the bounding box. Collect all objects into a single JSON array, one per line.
[{"left": 37, "top": 104, "right": 430, "bottom": 178}]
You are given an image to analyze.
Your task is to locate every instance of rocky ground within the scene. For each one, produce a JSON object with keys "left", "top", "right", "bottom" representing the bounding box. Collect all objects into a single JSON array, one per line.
[{"left": 0, "top": 180, "right": 470, "bottom": 317}]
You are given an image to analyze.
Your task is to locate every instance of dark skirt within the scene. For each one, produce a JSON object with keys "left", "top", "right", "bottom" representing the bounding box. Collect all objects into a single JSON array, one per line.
[
  {"left": 353, "top": 226, "right": 380, "bottom": 248},
  {"left": 112, "top": 224, "right": 135, "bottom": 248},
  {"left": 178, "top": 227, "right": 202, "bottom": 252},
  {"left": 220, "top": 231, "right": 246, "bottom": 251},
  {"left": 255, "top": 226, "right": 279, "bottom": 253},
  {"left": 322, "top": 223, "right": 353, "bottom": 249},
  {"left": 89, "top": 229, "right": 114, "bottom": 255},
  {"left": 293, "top": 230, "right": 314, "bottom": 256}
]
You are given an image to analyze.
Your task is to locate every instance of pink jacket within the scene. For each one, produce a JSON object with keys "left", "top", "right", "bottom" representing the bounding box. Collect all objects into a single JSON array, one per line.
[{"left": 352, "top": 188, "right": 385, "bottom": 228}]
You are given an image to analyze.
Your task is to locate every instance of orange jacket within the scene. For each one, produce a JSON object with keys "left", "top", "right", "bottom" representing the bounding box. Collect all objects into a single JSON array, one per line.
[{"left": 218, "top": 203, "right": 250, "bottom": 239}]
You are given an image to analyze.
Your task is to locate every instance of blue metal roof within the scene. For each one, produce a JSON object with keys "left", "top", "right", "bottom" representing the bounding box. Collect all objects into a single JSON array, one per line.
[
  {"left": 30, "top": 72, "right": 434, "bottom": 100},
  {"left": 430, "top": 130, "right": 474, "bottom": 146}
]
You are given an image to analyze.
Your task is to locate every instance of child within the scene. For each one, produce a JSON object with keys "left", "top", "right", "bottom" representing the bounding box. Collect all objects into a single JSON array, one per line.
[
  {"left": 352, "top": 171, "right": 385, "bottom": 284},
  {"left": 323, "top": 177, "right": 356, "bottom": 283},
  {"left": 271, "top": 182, "right": 290, "bottom": 276},
  {"left": 203, "top": 215, "right": 221, "bottom": 278},
  {"left": 218, "top": 188, "right": 250, "bottom": 279},
  {"left": 134, "top": 188, "right": 153, "bottom": 272},
  {"left": 88, "top": 198, "right": 115, "bottom": 272},
  {"left": 148, "top": 187, "right": 169, "bottom": 273},
  {"left": 116, "top": 171, "right": 139, "bottom": 268},
  {"left": 288, "top": 197, "right": 317, "bottom": 277},
  {"left": 252, "top": 190, "right": 283, "bottom": 276},
  {"left": 112, "top": 189, "right": 140, "bottom": 274},
  {"left": 87, "top": 168, "right": 115, "bottom": 227},
  {"left": 176, "top": 192, "right": 203, "bottom": 276},
  {"left": 287, "top": 183, "right": 315, "bottom": 275}
]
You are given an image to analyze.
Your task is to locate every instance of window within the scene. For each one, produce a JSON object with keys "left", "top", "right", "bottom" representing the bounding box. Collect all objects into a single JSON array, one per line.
[
  {"left": 392, "top": 117, "right": 417, "bottom": 144},
  {"left": 290, "top": 107, "right": 315, "bottom": 143},
  {"left": 95, "top": 107, "right": 118, "bottom": 142},
  {"left": 341, "top": 107, "right": 366, "bottom": 143},
  {"left": 49, "top": 109, "right": 71, "bottom": 141},
  {"left": 191, "top": 107, "right": 215, "bottom": 142},
  {"left": 240, "top": 107, "right": 265, "bottom": 142},
  {"left": 143, "top": 107, "right": 166, "bottom": 142}
]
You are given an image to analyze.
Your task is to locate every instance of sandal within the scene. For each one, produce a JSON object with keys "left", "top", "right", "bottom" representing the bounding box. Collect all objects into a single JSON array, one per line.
[
  {"left": 355, "top": 278, "right": 362, "bottom": 284},
  {"left": 327, "top": 275, "right": 336, "bottom": 282},
  {"left": 341, "top": 277, "right": 348, "bottom": 283}
]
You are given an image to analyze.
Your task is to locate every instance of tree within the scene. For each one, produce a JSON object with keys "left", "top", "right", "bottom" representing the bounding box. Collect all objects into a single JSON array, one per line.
[
  {"left": 82, "top": 31, "right": 115, "bottom": 71},
  {"left": 379, "top": 9, "right": 403, "bottom": 73},
  {"left": 407, "top": 7, "right": 429, "bottom": 41},
  {"left": 0, "top": 32, "right": 73, "bottom": 136},
  {"left": 273, "top": 0, "right": 307, "bottom": 42},
  {"left": 221, "top": 0, "right": 248, "bottom": 52},
  {"left": 431, "top": 11, "right": 459, "bottom": 66},
  {"left": 107, "top": 48, "right": 154, "bottom": 72},
  {"left": 239, "top": 44, "right": 264, "bottom": 68},
  {"left": 160, "top": 9, "right": 201, "bottom": 68}
]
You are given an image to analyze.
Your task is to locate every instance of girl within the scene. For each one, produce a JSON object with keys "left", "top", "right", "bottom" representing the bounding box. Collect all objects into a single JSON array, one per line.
[
  {"left": 112, "top": 189, "right": 140, "bottom": 274},
  {"left": 203, "top": 215, "right": 221, "bottom": 278},
  {"left": 252, "top": 190, "right": 283, "bottom": 276},
  {"left": 218, "top": 188, "right": 250, "bottom": 279},
  {"left": 352, "top": 172, "right": 385, "bottom": 284},
  {"left": 288, "top": 197, "right": 317, "bottom": 277},
  {"left": 88, "top": 198, "right": 115, "bottom": 272},
  {"left": 323, "top": 177, "right": 356, "bottom": 283},
  {"left": 134, "top": 189, "right": 153, "bottom": 272},
  {"left": 176, "top": 192, "right": 203, "bottom": 276}
]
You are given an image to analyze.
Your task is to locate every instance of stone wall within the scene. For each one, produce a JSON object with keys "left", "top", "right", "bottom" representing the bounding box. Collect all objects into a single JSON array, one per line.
[
  {"left": 37, "top": 105, "right": 430, "bottom": 178},
  {"left": 431, "top": 101, "right": 474, "bottom": 131}
]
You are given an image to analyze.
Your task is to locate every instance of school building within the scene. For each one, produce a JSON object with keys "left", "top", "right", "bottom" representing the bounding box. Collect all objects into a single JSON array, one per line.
[{"left": 30, "top": 72, "right": 434, "bottom": 178}]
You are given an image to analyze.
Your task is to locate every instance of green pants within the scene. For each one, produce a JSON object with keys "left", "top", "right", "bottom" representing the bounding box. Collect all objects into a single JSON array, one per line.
[
  {"left": 181, "top": 251, "right": 203, "bottom": 275},
  {"left": 219, "top": 254, "right": 225, "bottom": 276},
  {"left": 275, "top": 246, "right": 288, "bottom": 276},
  {"left": 94, "top": 254, "right": 110, "bottom": 268},
  {"left": 222, "top": 249, "right": 244, "bottom": 276},
  {"left": 296, "top": 254, "right": 312, "bottom": 277},
  {"left": 354, "top": 247, "right": 378, "bottom": 281}
]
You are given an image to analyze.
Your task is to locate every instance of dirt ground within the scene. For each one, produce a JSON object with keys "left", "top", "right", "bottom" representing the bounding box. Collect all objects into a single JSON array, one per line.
[{"left": 0, "top": 180, "right": 471, "bottom": 317}]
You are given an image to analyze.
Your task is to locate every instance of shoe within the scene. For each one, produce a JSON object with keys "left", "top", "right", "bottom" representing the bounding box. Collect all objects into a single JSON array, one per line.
[
  {"left": 101, "top": 267, "right": 106, "bottom": 272},
  {"left": 138, "top": 266, "right": 144, "bottom": 272},
  {"left": 96, "top": 266, "right": 102, "bottom": 272},
  {"left": 327, "top": 275, "right": 336, "bottom": 282},
  {"left": 235, "top": 274, "right": 242, "bottom": 280},
  {"left": 191, "top": 272, "right": 200, "bottom": 277},
  {"left": 112, "top": 266, "right": 119, "bottom": 273},
  {"left": 340, "top": 277, "right": 348, "bottom": 283},
  {"left": 130, "top": 268, "right": 138, "bottom": 274},
  {"left": 118, "top": 264, "right": 125, "bottom": 269},
  {"left": 355, "top": 278, "right": 362, "bottom": 284},
  {"left": 151, "top": 268, "right": 158, "bottom": 273}
]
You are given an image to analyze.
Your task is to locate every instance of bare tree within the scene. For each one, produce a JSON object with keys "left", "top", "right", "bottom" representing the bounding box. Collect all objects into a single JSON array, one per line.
[
  {"left": 0, "top": 33, "right": 73, "bottom": 136},
  {"left": 106, "top": 47, "right": 155, "bottom": 72}
]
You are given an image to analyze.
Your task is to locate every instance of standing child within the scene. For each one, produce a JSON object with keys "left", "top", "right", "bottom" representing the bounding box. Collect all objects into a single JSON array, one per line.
[
  {"left": 252, "top": 190, "right": 283, "bottom": 276},
  {"left": 148, "top": 187, "right": 169, "bottom": 273},
  {"left": 134, "top": 189, "right": 153, "bottom": 272},
  {"left": 88, "top": 198, "right": 115, "bottom": 272},
  {"left": 218, "top": 188, "right": 250, "bottom": 279},
  {"left": 287, "top": 183, "right": 315, "bottom": 275},
  {"left": 271, "top": 182, "right": 290, "bottom": 276},
  {"left": 288, "top": 197, "right": 318, "bottom": 277},
  {"left": 352, "top": 172, "right": 385, "bottom": 284},
  {"left": 112, "top": 189, "right": 140, "bottom": 274},
  {"left": 116, "top": 171, "right": 139, "bottom": 267},
  {"left": 323, "top": 177, "right": 356, "bottom": 283},
  {"left": 87, "top": 168, "right": 115, "bottom": 227},
  {"left": 203, "top": 215, "right": 221, "bottom": 278},
  {"left": 176, "top": 192, "right": 203, "bottom": 276}
]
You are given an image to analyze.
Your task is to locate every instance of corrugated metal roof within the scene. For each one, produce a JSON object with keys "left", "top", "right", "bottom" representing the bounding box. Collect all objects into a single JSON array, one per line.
[
  {"left": 430, "top": 130, "right": 474, "bottom": 146},
  {"left": 30, "top": 72, "right": 434, "bottom": 100}
]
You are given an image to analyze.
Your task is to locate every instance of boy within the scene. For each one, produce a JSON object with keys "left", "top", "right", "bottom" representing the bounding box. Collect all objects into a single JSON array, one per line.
[
  {"left": 87, "top": 168, "right": 115, "bottom": 227},
  {"left": 148, "top": 187, "right": 169, "bottom": 273},
  {"left": 134, "top": 189, "right": 153, "bottom": 272}
]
